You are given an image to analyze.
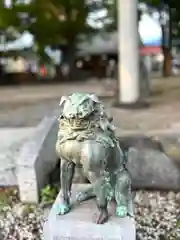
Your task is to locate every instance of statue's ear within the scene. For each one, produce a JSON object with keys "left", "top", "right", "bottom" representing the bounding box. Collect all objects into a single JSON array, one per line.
[
  {"left": 89, "top": 94, "right": 100, "bottom": 103},
  {"left": 59, "top": 96, "right": 68, "bottom": 106}
]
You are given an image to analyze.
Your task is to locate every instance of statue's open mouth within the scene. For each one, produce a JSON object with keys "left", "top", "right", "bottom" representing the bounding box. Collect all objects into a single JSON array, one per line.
[
  {"left": 60, "top": 117, "right": 90, "bottom": 130},
  {"left": 69, "top": 118, "right": 89, "bottom": 130}
]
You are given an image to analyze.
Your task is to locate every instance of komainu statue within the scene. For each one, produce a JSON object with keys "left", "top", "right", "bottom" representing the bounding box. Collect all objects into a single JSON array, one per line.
[{"left": 55, "top": 92, "right": 133, "bottom": 224}]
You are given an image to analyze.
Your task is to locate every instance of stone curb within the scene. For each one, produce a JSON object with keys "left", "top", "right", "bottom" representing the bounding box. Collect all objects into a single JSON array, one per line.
[
  {"left": 16, "top": 116, "right": 59, "bottom": 203},
  {"left": 0, "top": 127, "right": 35, "bottom": 187}
]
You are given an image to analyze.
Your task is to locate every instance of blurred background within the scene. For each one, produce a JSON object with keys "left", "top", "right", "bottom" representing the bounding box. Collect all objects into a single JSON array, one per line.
[{"left": 0, "top": 0, "right": 179, "bottom": 85}]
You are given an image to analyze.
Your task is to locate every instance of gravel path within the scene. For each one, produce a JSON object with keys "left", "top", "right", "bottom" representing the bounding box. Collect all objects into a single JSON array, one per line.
[
  {"left": 2, "top": 80, "right": 180, "bottom": 134},
  {"left": 135, "top": 191, "right": 180, "bottom": 240},
  {"left": 0, "top": 189, "right": 180, "bottom": 240},
  {"left": 0, "top": 99, "right": 60, "bottom": 127},
  {"left": 0, "top": 97, "right": 113, "bottom": 128}
]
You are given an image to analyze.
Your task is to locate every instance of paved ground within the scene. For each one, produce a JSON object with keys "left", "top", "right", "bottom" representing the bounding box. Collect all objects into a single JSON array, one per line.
[
  {"left": 0, "top": 127, "right": 36, "bottom": 185},
  {"left": 1, "top": 77, "right": 180, "bottom": 135}
]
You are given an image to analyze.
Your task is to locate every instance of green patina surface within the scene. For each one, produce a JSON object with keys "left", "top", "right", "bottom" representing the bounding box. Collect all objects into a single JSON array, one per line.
[{"left": 55, "top": 92, "right": 133, "bottom": 224}]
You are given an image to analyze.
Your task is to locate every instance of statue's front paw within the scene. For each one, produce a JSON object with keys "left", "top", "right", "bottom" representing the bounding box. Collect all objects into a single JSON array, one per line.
[
  {"left": 56, "top": 203, "right": 70, "bottom": 215},
  {"left": 116, "top": 205, "right": 128, "bottom": 217}
]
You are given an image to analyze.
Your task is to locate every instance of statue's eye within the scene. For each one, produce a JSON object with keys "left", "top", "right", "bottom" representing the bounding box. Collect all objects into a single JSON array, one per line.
[{"left": 60, "top": 115, "right": 64, "bottom": 119}]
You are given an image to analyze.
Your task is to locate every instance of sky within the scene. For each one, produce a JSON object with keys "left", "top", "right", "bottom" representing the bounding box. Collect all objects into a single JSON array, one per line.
[{"left": 139, "top": 13, "right": 161, "bottom": 44}]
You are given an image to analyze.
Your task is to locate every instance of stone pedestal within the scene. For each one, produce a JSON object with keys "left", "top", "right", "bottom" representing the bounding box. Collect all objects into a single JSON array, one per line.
[{"left": 43, "top": 184, "right": 136, "bottom": 240}]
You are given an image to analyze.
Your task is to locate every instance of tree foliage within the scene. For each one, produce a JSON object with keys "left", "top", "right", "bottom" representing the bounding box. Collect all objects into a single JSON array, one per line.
[
  {"left": 100, "top": 0, "right": 143, "bottom": 31},
  {"left": 0, "top": 0, "right": 101, "bottom": 61},
  {"left": 101, "top": 0, "right": 180, "bottom": 37}
]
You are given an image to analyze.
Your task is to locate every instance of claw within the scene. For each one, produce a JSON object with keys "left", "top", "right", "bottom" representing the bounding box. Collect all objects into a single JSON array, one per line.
[
  {"left": 96, "top": 209, "right": 109, "bottom": 224},
  {"left": 55, "top": 203, "right": 70, "bottom": 215},
  {"left": 116, "top": 205, "right": 128, "bottom": 217}
]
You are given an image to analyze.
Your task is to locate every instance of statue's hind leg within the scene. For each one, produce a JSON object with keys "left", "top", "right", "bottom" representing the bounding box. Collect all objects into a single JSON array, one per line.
[
  {"left": 115, "top": 170, "right": 132, "bottom": 217},
  {"left": 57, "top": 159, "right": 75, "bottom": 215}
]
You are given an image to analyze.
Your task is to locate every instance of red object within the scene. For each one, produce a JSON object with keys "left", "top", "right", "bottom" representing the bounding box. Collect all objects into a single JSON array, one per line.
[
  {"left": 40, "top": 66, "right": 47, "bottom": 77},
  {"left": 139, "top": 46, "right": 161, "bottom": 55}
]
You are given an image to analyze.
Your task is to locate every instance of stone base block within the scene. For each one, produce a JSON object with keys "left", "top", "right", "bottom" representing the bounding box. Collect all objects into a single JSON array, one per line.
[
  {"left": 16, "top": 117, "right": 58, "bottom": 203},
  {"left": 43, "top": 184, "right": 136, "bottom": 240}
]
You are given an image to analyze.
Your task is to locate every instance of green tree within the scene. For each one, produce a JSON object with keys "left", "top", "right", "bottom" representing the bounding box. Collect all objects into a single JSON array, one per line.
[
  {"left": 101, "top": 0, "right": 142, "bottom": 31},
  {"left": 0, "top": 0, "right": 101, "bottom": 79}
]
